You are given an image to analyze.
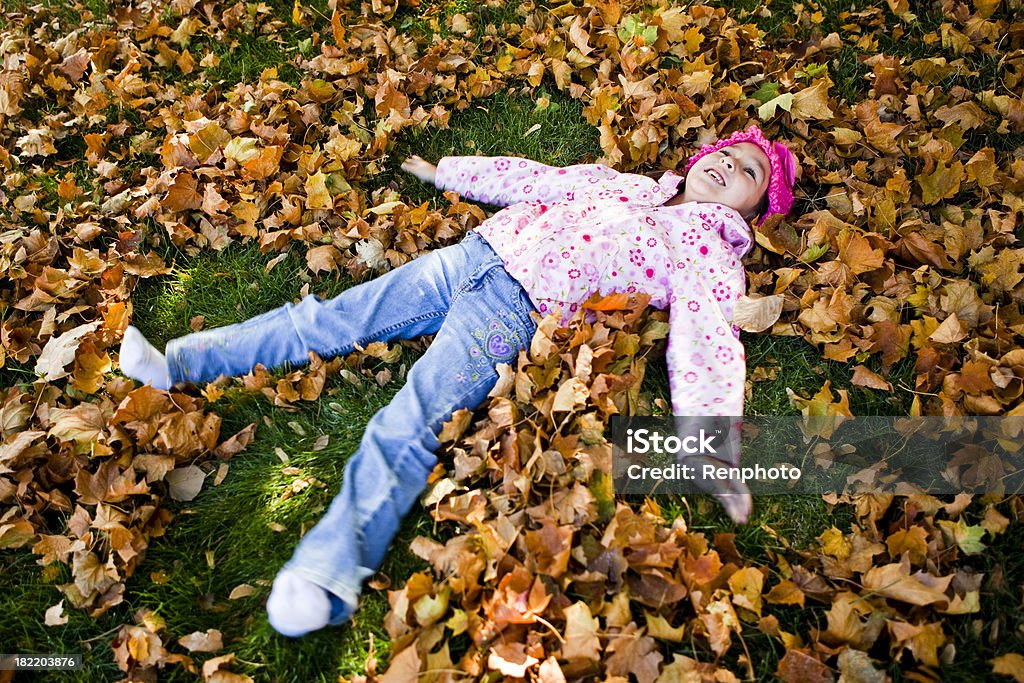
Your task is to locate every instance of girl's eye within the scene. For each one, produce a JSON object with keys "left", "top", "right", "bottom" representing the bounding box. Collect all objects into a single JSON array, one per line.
[{"left": 745, "top": 168, "right": 756, "bottom": 178}]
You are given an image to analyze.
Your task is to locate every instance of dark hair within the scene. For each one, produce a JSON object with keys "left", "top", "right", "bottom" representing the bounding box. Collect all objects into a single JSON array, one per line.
[{"left": 751, "top": 192, "right": 770, "bottom": 222}]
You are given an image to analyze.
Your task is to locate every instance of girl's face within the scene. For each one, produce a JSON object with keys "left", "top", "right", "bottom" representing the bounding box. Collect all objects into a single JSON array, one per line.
[{"left": 682, "top": 142, "right": 771, "bottom": 219}]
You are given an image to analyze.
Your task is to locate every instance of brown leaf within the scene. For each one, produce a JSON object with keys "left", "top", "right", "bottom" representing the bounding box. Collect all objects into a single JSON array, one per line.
[
  {"left": 791, "top": 79, "right": 835, "bottom": 120},
  {"left": 201, "top": 653, "right": 253, "bottom": 683},
  {"left": 917, "top": 160, "right": 963, "bottom": 205},
  {"left": 487, "top": 642, "right": 539, "bottom": 677},
  {"left": 164, "top": 173, "right": 204, "bottom": 212},
  {"left": 604, "top": 624, "right": 662, "bottom": 683},
  {"left": 887, "top": 620, "right": 946, "bottom": 667},
  {"left": 776, "top": 649, "right": 834, "bottom": 683},
  {"left": 178, "top": 629, "right": 223, "bottom": 653},
  {"left": 214, "top": 423, "right": 256, "bottom": 460},
  {"left": 851, "top": 365, "right": 892, "bottom": 391}
]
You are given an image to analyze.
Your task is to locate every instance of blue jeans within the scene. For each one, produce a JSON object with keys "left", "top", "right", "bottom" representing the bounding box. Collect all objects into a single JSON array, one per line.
[{"left": 165, "top": 232, "right": 537, "bottom": 619}]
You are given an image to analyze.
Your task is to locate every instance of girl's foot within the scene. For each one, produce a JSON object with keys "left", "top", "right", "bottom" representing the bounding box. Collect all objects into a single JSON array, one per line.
[
  {"left": 119, "top": 326, "right": 170, "bottom": 390},
  {"left": 267, "top": 571, "right": 330, "bottom": 637},
  {"left": 266, "top": 570, "right": 353, "bottom": 637}
]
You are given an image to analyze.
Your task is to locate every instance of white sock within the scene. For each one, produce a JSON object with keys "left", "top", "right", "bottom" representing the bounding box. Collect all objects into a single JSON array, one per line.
[
  {"left": 119, "top": 326, "right": 170, "bottom": 390},
  {"left": 266, "top": 570, "right": 332, "bottom": 637}
]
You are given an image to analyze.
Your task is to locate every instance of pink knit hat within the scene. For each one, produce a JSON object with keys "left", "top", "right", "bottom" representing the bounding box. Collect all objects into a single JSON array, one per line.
[{"left": 682, "top": 125, "right": 797, "bottom": 223}]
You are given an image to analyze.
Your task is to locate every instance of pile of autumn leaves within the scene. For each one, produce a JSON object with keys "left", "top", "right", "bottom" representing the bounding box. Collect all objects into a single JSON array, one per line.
[
  {"left": 1, "top": 0, "right": 1023, "bottom": 679},
  {"left": 372, "top": 299, "right": 1022, "bottom": 683}
]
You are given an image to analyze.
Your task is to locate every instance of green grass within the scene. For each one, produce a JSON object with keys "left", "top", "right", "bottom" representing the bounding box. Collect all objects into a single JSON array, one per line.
[
  {"left": 0, "top": 0, "right": 110, "bottom": 31},
  {"left": 0, "top": 236, "right": 433, "bottom": 679},
  {"left": 2, "top": 1, "right": 1021, "bottom": 680},
  {"left": 387, "top": 89, "right": 603, "bottom": 207},
  {"left": 121, "top": 391, "right": 433, "bottom": 681}
]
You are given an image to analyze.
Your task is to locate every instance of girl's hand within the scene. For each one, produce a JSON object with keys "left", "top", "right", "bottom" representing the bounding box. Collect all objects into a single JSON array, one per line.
[{"left": 401, "top": 156, "right": 437, "bottom": 185}]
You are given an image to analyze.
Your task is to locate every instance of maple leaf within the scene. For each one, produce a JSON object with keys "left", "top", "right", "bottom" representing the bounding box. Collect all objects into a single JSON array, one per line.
[
  {"left": 888, "top": 620, "right": 946, "bottom": 667},
  {"left": 306, "top": 245, "right": 340, "bottom": 275},
  {"left": 936, "top": 518, "right": 987, "bottom": 555},
  {"left": 561, "top": 602, "right": 602, "bottom": 661},
  {"left": 917, "top": 160, "right": 964, "bottom": 205},
  {"left": 164, "top": 172, "right": 203, "bottom": 212},
  {"left": 765, "top": 579, "right": 805, "bottom": 607},
  {"left": 35, "top": 322, "right": 100, "bottom": 381},
  {"left": 790, "top": 78, "right": 834, "bottom": 120},
  {"left": 201, "top": 653, "right": 254, "bottom": 683},
  {"left": 49, "top": 403, "right": 107, "bottom": 453},
  {"left": 604, "top": 624, "right": 663, "bottom": 683},
  {"left": 111, "top": 623, "right": 166, "bottom": 672},
  {"left": 189, "top": 122, "right": 231, "bottom": 163},
  {"left": 487, "top": 642, "right": 539, "bottom": 677},
  {"left": 728, "top": 566, "right": 764, "bottom": 616},
  {"left": 862, "top": 561, "right": 951, "bottom": 608}
]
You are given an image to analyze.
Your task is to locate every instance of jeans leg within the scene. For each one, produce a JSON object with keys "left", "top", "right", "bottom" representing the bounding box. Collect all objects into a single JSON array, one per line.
[
  {"left": 282, "top": 264, "right": 537, "bottom": 617},
  {"left": 164, "top": 237, "right": 486, "bottom": 385}
]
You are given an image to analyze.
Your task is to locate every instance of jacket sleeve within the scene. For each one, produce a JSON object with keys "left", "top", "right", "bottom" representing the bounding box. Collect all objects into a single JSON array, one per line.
[
  {"left": 665, "top": 249, "right": 747, "bottom": 420},
  {"left": 435, "top": 155, "right": 654, "bottom": 207}
]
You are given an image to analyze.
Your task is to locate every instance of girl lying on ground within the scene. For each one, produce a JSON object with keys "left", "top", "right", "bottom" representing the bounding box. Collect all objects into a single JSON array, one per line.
[{"left": 119, "top": 124, "right": 797, "bottom": 636}]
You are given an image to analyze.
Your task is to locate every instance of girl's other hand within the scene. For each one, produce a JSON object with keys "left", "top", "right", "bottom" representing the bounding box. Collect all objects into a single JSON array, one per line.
[{"left": 401, "top": 156, "right": 437, "bottom": 185}]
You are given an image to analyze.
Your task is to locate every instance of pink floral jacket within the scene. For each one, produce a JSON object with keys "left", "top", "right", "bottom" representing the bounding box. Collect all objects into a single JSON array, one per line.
[{"left": 436, "top": 156, "right": 753, "bottom": 417}]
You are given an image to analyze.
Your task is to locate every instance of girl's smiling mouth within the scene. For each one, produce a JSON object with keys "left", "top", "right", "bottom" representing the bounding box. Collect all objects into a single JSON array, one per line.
[{"left": 705, "top": 168, "right": 726, "bottom": 186}]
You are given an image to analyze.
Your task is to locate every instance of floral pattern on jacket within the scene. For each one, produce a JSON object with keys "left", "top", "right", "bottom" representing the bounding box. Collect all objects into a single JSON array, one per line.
[{"left": 436, "top": 155, "right": 754, "bottom": 417}]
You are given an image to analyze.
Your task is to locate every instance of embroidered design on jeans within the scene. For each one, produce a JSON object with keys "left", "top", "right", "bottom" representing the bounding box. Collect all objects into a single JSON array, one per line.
[{"left": 458, "top": 312, "right": 526, "bottom": 384}]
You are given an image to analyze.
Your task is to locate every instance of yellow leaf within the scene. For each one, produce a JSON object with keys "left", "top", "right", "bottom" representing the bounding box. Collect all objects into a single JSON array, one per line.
[
  {"left": 862, "top": 562, "right": 950, "bottom": 607},
  {"left": 818, "top": 526, "right": 852, "bottom": 559},
  {"left": 758, "top": 93, "right": 793, "bottom": 120},
  {"left": 991, "top": 653, "right": 1024, "bottom": 682},
  {"left": 305, "top": 171, "right": 333, "bottom": 210},
  {"left": 552, "top": 378, "right": 590, "bottom": 413},
  {"left": 791, "top": 79, "right": 834, "bottom": 120},
  {"left": 224, "top": 137, "right": 260, "bottom": 164},
  {"left": 563, "top": 602, "right": 602, "bottom": 660},
  {"left": 189, "top": 123, "right": 230, "bottom": 163},
  {"left": 764, "top": 580, "right": 805, "bottom": 607},
  {"left": 830, "top": 128, "right": 863, "bottom": 145},
  {"left": 645, "top": 612, "right": 685, "bottom": 642},
  {"left": 917, "top": 160, "right": 963, "bottom": 205},
  {"left": 727, "top": 567, "right": 764, "bottom": 616}
]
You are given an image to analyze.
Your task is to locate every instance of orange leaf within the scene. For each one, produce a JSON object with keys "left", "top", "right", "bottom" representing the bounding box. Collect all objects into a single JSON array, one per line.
[
  {"left": 587, "top": 292, "right": 631, "bottom": 311},
  {"left": 163, "top": 173, "right": 203, "bottom": 212}
]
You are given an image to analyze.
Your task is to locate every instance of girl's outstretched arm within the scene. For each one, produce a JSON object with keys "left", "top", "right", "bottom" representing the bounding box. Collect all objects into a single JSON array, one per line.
[
  {"left": 665, "top": 262, "right": 747, "bottom": 419},
  {"left": 431, "top": 155, "right": 629, "bottom": 207}
]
